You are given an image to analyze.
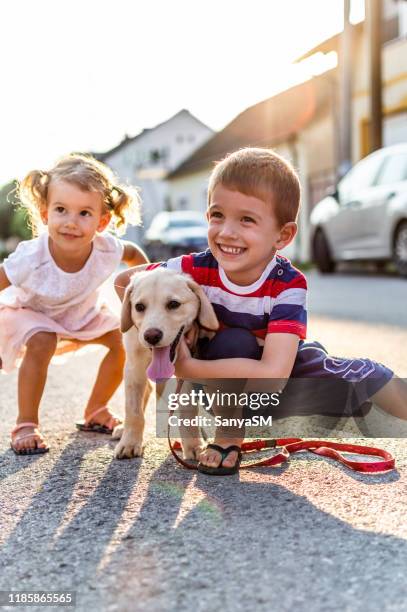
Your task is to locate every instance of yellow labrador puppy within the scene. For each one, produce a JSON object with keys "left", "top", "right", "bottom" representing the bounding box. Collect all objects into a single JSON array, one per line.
[{"left": 113, "top": 267, "right": 218, "bottom": 460}]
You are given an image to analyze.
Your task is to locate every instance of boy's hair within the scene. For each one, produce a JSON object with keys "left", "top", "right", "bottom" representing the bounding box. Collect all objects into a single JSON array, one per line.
[
  {"left": 18, "top": 154, "right": 141, "bottom": 236},
  {"left": 207, "top": 148, "right": 301, "bottom": 227}
]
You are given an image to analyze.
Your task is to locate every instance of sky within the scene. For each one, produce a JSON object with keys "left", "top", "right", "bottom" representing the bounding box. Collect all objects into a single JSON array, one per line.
[{"left": 0, "top": 0, "right": 365, "bottom": 185}]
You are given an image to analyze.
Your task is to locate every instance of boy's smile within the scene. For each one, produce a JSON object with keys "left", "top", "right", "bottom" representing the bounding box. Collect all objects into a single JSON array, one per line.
[{"left": 207, "top": 185, "right": 296, "bottom": 286}]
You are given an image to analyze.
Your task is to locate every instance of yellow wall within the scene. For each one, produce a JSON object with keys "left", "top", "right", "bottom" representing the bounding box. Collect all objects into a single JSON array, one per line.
[{"left": 353, "top": 37, "right": 407, "bottom": 160}]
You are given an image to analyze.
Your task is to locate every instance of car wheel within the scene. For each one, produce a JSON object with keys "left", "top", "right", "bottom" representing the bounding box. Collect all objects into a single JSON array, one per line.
[
  {"left": 375, "top": 260, "right": 387, "bottom": 272},
  {"left": 393, "top": 221, "right": 407, "bottom": 278},
  {"left": 312, "top": 229, "right": 336, "bottom": 274}
]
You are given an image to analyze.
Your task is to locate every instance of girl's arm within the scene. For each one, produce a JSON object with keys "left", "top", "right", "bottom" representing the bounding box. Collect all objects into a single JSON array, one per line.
[
  {"left": 175, "top": 332, "right": 299, "bottom": 388},
  {"left": 0, "top": 266, "right": 11, "bottom": 292},
  {"left": 121, "top": 241, "right": 149, "bottom": 267}
]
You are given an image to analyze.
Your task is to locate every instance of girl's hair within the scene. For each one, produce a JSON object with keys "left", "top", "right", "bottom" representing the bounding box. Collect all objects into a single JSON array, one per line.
[{"left": 18, "top": 154, "right": 141, "bottom": 236}]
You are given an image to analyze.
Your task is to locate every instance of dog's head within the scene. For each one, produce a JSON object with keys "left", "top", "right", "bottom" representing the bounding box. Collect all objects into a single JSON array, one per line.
[{"left": 121, "top": 267, "right": 218, "bottom": 381}]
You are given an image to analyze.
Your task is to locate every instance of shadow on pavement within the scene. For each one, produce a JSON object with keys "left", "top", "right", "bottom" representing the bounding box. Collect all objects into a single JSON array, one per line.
[
  {"left": 0, "top": 448, "right": 46, "bottom": 483},
  {"left": 1, "top": 442, "right": 406, "bottom": 610},
  {"left": 0, "top": 436, "right": 142, "bottom": 590},
  {"left": 93, "top": 450, "right": 407, "bottom": 611}
]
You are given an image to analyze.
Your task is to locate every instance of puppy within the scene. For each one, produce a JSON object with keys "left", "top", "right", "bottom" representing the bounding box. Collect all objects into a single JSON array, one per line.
[{"left": 113, "top": 267, "right": 218, "bottom": 460}]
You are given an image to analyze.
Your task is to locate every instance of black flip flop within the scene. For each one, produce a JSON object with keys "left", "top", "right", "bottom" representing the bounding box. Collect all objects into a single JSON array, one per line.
[
  {"left": 11, "top": 443, "right": 49, "bottom": 456},
  {"left": 197, "top": 443, "right": 242, "bottom": 475},
  {"left": 75, "top": 421, "right": 115, "bottom": 434}
]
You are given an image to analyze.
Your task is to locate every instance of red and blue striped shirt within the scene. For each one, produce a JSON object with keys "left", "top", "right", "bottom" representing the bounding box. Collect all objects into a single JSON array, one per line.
[{"left": 148, "top": 250, "right": 307, "bottom": 340}]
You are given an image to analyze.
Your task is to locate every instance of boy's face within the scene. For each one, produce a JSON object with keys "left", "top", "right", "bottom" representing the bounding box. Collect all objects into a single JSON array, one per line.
[{"left": 207, "top": 185, "right": 296, "bottom": 285}]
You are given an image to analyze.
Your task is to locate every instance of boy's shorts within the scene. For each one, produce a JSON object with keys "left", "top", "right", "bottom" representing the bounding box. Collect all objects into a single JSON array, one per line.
[{"left": 197, "top": 329, "right": 393, "bottom": 418}]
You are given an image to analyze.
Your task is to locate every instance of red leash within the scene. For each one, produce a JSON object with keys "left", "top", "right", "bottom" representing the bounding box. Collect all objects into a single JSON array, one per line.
[
  {"left": 168, "top": 417, "right": 396, "bottom": 474},
  {"left": 168, "top": 433, "right": 395, "bottom": 473},
  {"left": 166, "top": 379, "right": 396, "bottom": 474}
]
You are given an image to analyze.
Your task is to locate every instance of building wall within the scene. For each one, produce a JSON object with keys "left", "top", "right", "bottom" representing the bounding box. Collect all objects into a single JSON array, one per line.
[
  {"left": 168, "top": 168, "right": 210, "bottom": 214},
  {"left": 301, "top": 111, "right": 336, "bottom": 176}
]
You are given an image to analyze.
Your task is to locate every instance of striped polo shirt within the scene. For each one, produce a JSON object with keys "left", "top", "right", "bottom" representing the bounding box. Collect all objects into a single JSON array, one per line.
[{"left": 148, "top": 250, "right": 307, "bottom": 340}]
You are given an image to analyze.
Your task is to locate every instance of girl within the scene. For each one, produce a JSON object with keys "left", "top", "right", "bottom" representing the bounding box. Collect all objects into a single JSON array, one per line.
[{"left": 0, "top": 154, "right": 148, "bottom": 455}]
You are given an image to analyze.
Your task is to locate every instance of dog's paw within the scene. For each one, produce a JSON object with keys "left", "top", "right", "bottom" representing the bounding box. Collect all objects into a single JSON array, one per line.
[
  {"left": 182, "top": 438, "right": 206, "bottom": 461},
  {"left": 114, "top": 435, "right": 144, "bottom": 459},
  {"left": 111, "top": 423, "right": 124, "bottom": 440}
]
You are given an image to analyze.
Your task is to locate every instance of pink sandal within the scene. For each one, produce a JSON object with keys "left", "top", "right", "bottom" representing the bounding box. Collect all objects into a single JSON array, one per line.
[
  {"left": 75, "top": 406, "right": 122, "bottom": 435},
  {"left": 10, "top": 422, "right": 49, "bottom": 455}
]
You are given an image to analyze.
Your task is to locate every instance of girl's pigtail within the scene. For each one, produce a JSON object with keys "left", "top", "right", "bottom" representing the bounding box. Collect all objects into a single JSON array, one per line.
[
  {"left": 108, "top": 184, "right": 141, "bottom": 235},
  {"left": 18, "top": 171, "right": 50, "bottom": 236}
]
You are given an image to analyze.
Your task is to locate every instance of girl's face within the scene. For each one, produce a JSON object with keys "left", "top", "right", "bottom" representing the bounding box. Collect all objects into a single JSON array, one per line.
[{"left": 41, "top": 180, "right": 111, "bottom": 253}]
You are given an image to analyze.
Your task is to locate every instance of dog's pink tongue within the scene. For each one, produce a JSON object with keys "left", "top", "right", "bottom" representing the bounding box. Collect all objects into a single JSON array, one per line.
[{"left": 147, "top": 346, "right": 175, "bottom": 382}]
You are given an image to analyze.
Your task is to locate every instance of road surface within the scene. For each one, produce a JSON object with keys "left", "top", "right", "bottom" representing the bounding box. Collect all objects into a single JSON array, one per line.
[{"left": 0, "top": 271, "right": 406, "bottom": 611}]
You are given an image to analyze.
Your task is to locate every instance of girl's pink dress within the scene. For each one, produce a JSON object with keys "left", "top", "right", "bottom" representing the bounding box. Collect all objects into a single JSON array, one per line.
[{"left": 0, "top": 232, "right": 123, "bottom": 372}]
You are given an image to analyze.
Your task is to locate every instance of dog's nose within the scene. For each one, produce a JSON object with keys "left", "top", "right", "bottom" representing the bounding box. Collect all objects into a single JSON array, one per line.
[{"left": 144, "top": 328, "right": 163, "bottom": 346}]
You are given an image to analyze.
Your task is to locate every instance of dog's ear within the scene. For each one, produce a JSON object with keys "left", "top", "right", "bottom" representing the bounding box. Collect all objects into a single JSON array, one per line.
[
  {"left": 121, "top": 284, "right": 134, "bottom": 333},
  {"left": 186, "top": 278, "right": 219, "bottom": 331}
]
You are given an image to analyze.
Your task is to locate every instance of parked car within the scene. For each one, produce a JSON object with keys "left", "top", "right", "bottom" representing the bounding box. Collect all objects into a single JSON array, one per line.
[
  {"left": 143, "top": 210, "right": 208, "bottom": 261},
  {"left": 310, "top": 143, "right": 407, "bottom": 277}
]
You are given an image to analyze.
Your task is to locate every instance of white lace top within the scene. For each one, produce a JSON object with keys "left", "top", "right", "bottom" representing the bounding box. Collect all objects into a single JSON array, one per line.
[{"left": 0, "top": 232, "right": 124, "bottom": 332}]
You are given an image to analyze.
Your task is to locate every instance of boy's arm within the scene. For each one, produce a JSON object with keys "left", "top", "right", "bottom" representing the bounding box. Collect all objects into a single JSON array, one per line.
[
  {"left": 0, "top": 265, "right": 11, "bottom": 292},
  {"left": 115, "top": 241, "right": 151, "bottom": 301},
  {"left": 175, "top": 332, "right": 299, "bottom": 388}
]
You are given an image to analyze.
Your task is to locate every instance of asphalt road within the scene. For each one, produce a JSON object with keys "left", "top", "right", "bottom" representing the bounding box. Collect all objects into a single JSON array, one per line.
[
  {"left": 307, "top": 269, "right": 407, "bottom": 328},
  {"left": 0, "top": 271, "right": 406, "bottom": 612}
]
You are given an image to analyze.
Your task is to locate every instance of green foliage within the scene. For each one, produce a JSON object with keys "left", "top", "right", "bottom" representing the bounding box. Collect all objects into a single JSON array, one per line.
[
  {"left": 10, "top": 207, "right": 32, "bottom": 240},
  {"left": 0, "top": 179, "right": 32, "bottom": 241}
]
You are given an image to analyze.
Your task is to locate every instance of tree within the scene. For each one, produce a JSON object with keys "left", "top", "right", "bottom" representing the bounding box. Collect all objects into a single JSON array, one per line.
[{"left": 0, "top": 180, "right": 31, "bottom": 241}]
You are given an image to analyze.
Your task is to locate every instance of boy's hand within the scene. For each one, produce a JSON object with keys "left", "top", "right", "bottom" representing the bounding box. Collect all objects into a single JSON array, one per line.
[{"left": 175, "top": 336, "right": 193, "bottom": 378}]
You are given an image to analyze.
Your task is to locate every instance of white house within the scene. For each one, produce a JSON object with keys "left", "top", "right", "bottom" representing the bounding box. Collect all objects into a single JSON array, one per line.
[{"left": 95, "top": 109, "right": 214, "bottom": 241}]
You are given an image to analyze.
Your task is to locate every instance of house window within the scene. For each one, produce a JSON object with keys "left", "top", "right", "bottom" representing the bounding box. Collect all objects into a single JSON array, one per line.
[
  {"left": 176, "top": 135, "right": 184, "bottom": 144},
  {"left": 382, "top": 14, "right": 399, "bottom": 42},
  {"left": 150, "top": 150, "right": 161, "bottom": 164},
  {"left": 382, "top": 0, "right": 405, "bottom": 42},
  {"left": 188, "top": 134, "right": 195, "bottom": 143}
]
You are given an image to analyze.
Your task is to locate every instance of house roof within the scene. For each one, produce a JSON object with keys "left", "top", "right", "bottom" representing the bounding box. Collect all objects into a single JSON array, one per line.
[
  {"left": 295, "top": 22, "right": 363, "bottom": 62},
  {"left": 92, "top": 109, "right": 212, "bottom": 162},
  {"left": 168, "top": 74, "right": 332, "bottom": 180}
]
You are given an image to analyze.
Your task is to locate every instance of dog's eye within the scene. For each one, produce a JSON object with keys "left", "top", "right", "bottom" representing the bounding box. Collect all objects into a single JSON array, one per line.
[
  {"left": 135, "top": 303, "right": 146, "bottom": 312},
  {"left": 167, "top": 300, "right": 181, "bottom": 310}
]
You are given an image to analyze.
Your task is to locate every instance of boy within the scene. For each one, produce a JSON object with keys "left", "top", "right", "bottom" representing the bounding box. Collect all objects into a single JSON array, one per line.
[{"left": 115, "top": 148, "right": 407, "bottom": 475}]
